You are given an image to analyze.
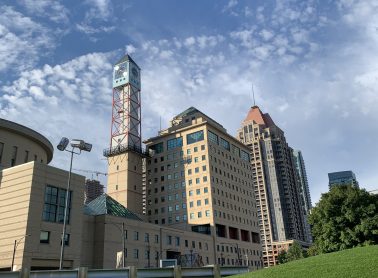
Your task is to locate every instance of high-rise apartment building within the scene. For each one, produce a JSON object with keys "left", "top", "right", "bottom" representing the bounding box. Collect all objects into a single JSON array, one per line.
[
  {"left": 84, "top": 179, "right": 105, "bottom": 204},
  {"left": 144, "top": 107, "right": 262, "bottom": 267},
  {"left": 328, "top": 171, "right": 359, "bottom": 189},
  {"left": 293, "top": 150, "right": 312, "bottom": 242},
  {"left": 237, "top": 106, "right": 309, "bottom": 267}
]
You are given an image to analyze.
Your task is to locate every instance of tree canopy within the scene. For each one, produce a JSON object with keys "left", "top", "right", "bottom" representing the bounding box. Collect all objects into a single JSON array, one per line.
[{"left": 308, "top": 185, "right": 378, "bottom": 254}]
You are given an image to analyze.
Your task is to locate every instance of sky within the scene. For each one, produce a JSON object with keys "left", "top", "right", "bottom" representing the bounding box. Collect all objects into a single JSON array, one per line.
[{"left": 1, "top": 0, "right": 377, "bottom": 204}]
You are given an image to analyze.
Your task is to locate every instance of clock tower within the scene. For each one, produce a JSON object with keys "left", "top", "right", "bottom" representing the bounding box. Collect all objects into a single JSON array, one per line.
[{"left": 104, "top": 54, "right": 145, "bottom": 214}]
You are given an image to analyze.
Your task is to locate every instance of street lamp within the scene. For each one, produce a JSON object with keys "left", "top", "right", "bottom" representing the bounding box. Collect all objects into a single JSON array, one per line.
[
  {"left": 11, "top": 234, "right": 30, "bottom": 271},
  {"left": 57, "top": 137, "right": 92, "bottom": 270},
  {"left": 105, "top": 222, "right": 126, "bottom": 268}
]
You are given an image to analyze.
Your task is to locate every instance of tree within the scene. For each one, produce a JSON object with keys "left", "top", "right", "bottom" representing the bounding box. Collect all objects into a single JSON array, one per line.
[
  {"left": 308, "top": 185, "right": 378, "bottom": 254},
  {"left": 287, "top": 241, "right": 304, "bottom": 261},
  {"left": 277, "top": 250, "right": 288, "bottom": 264}
]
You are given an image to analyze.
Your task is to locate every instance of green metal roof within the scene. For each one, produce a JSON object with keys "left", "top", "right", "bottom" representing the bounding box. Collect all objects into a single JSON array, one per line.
[{"left": 84, "top": 194, "right": 142, "bottom": 221}]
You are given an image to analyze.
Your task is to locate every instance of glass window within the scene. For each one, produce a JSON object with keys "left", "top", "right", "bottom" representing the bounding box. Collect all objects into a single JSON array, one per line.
[
  {"left": 145, "top": 233, "right": 149, "bottom": 242},
  {"left": 198, "top": 211, "right": 202, "bottom": 218},
  {"left": 194, "top": 147, "right": 198, "bottom": 152},
  {"left": 205, "top": 198, "right": 209, "bottom": 205},
  {"left": 231, "top": 144, "right": 240, "bottom": 156},
  {"left": 190, "top": 213, "right": 195, "bottom": 219},
  {"left": 204, "top": 187, "right": 209, "bottom": 193},
  {"left": 167, "top": 235, "right": 172, "bottom": 245},
  {"left": 219, "top": 137, "right": 230, "bottom": 151},
  {"left": 205, "top": 210, "right": 211, "bottom": 217},
  {"left": 175, "top": 237, "right": 180, "bottom": 246},
  {"left": 155, "top": 234, "right": 159, "bottom": 243},
  {"left": 133, "top": 249, "right": 139, "bottom": 259},
  {"left": 40, "top": 231, "right": 50, "bottom": 244},
  {"left": 149, "top": 142, "right": 164, "bottom": 154},
  {"left": 134, "top": 231, "right": 139, "bottom": 240},
  {"left": 43, "top": 185, "right": 72, "bottom": 224},
  {"left": 189, "top": 190, "right": 194, "bottom": 196},
  {"left": 208, "top": 131, "right": 219, "bottom": 144},
  {"left": 167, "top": 137, "right": 183, "bottom": 150},
  {"left": 187, "top": 130, "right": 204, "bottom": 145},
  {"left": 197, "top": 200, "right": 201, "bottom": 206},
  {"left": 196, "top": 178, "right": 200, "bottom": 184},
  {"left": 241, "top": 150, "right": 250, "bottom": 161},
  {"left": 196, "top": 189, "right": 201, "bottom": 195},
  {"left": 190, "top": 201, "right": 194, "bottom": 207}
]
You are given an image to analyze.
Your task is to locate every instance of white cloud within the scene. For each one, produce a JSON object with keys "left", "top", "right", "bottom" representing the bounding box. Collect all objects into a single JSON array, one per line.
[
  {"left": 17, "top": 0, "right": 69, "bottom": 23},
  {"left": 0, "top": 6, "right": 55, "bottom": 73}
]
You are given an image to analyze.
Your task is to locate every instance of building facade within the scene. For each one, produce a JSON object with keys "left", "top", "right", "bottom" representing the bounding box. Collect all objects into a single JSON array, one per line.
[
  {"left": 84, "top": 179, "right": 105, "bottom": 204},
  {"left": 0, "top": 118, "right": 53, "bottom": 170},
  {"left": 236, "top": 106, "right": 309, "bottom": 267},
  {"left": 143, "top": 107, "right": 262, "bottom": 267},
  {"left": 328, "top": 171, "right": 359, "bottom": 189},
  {"left": 293, "top": 150, "right": 312, "bottom": 242}
]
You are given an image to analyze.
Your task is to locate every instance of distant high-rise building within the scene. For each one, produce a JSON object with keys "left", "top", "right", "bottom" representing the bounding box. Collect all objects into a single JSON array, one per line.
[
  {"left": 293, "top": 150, "right": 312, "bottom": 242},
  {"left": 328, "top": 171, "right": 359, "bottom": 189},
  {"left": 84, "top": 179, "right": 104, "bottom": 204},
  {"left": 237, "top": 106, "right": 310, "bottom": 267}
]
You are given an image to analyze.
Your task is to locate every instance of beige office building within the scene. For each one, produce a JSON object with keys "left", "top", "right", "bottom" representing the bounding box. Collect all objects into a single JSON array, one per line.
[
  {"left": 0, "top": 118, "right": 261, "bottom": 271},
  {"left": 237, "top": 106, "right": 309, "bottom": 267},
  {"left": 143, "top": 107, "right": 262, "bottom": 267}
]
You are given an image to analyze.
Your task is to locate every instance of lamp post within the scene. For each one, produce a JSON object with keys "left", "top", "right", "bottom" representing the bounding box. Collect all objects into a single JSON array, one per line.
[
  {"left": 57, "top": 137, "right": 92, "bottom": 270},
  {"left": 105, "top": 222, "right": 126, "bottom": 268},
  {"left": 11, "top": 235, "right": 30, "bottom": 271}
]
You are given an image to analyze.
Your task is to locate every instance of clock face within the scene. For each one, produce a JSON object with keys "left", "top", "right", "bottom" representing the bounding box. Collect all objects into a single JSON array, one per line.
[{"left": 114, "top": 62, "right": 127, "bottom": 80}]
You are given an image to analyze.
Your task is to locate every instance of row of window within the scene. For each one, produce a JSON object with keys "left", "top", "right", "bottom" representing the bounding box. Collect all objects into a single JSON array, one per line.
[
  {"left": 0, "top": 142, "right": 42, "bottom": 166},
  {"left": 208, "top": 130, "right": 250, "bottom": 161},
  {"left": 149, "top": 130, "right": 205, "bottom": 155},
  {"left": 43, "top": 185, "right": 72, "bottom": 224},
  {"left": 39, "top": 230, "right": 70, "bottom": 245}
]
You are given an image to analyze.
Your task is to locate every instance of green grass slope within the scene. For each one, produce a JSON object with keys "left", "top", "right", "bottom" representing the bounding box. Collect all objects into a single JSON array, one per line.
[{"left": 233, "top": 245, "right": 378, "bottom": 278}]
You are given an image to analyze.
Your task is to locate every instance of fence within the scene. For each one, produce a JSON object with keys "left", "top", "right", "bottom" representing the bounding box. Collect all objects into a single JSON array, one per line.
[{"left": 0, "top": 265, "right": 249, "bottom": 278}]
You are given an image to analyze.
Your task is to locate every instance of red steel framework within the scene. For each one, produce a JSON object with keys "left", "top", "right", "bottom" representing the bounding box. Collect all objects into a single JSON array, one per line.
[{"left": 109, "top": 82, "right": 141, "bottom": 151}]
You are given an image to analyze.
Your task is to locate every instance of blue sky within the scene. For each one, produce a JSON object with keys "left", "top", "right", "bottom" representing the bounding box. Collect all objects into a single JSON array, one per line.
[{"left": 1, "top": 0, "right": 377, "bottom": 204}]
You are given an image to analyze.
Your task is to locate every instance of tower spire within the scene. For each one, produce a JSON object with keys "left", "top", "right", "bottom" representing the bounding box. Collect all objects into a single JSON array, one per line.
[{"left": 252, "top": 84, "right": 256, "bottom": 107}]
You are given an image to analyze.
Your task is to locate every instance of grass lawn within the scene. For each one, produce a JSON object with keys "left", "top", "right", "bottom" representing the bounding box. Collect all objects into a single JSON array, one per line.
[{"left": 232, "top": 245, "right": 378, "bottom": 278}]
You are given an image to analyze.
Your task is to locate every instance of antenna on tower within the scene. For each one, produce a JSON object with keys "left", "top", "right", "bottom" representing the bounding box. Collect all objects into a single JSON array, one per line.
[{"left": 252, "top": 84, "right": 256, "bottom": 106}]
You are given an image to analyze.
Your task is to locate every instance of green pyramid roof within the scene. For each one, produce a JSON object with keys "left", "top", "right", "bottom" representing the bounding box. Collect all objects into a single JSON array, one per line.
[{"left": 84, "top": 193, "right": 142, "bottom": 221}]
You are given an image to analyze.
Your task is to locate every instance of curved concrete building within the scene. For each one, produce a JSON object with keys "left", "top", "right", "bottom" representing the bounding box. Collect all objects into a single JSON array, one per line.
[{"left": 0, "top": 118, "right": 54, "bottom": 170}]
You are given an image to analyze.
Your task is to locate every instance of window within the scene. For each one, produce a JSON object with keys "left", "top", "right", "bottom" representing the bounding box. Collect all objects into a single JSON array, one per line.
[
  {"left": 205, "top": 198, "right": 209, "bottom": 205},
  {"left": 231, "top": 144, "right": 240, "bottom": 156},
  {"left": 195, "top": 167, "right": 199, "bottom": 173},
  {"left": 134, "top": 231, "right": 139, "bottom": 240},
  {"left": 202, "top": 165, "right": 207, "bottom": 171},
  {"left": 167, "top": 235, "right": 172, "bottom": 245},
  {"left": 11, "top": 146, "right": 18, "bottom": 166},
  {"left": 197, "top": 200, "right": 201, "bottom": 206},
  {"left": 145, "top": 233, "right": 149, "bottom": 242},
  {"left": 190, "top": 201, "right": 194, "bottom": 207},
  {"left": 188, "top": 169, "right": 192, "bottom": 175},
  {"left": 194, "top": 147, "right": 198, "bottom": 152},
  {"left": 208, "top": 131, "right": 218, "bottom": 144},
  {"left": 198, "top": 212, "right": 202, "bottom": 218},
  {"left": 220, "top": 138, "right": 230, "bottom": 151},
  {"left": 187, "top": 130, "right": 204, "bottom": 145},
  {"left": 203, "top": 176, "right": 208, "bottom": 182},
  {"left": 167, "top": 137, "right": 183, "bottom": 150},
  {"left": 196, "top": 178, "right": 200, "bottom": 184},
  {"left": 189, "top": 190, "right": 194, "bottom": 196},
  {"left": 202, "top": 155, "right": 206, "bottom": 161},
  {"left": 175, "top": 237, "right": 180, "bottom": 246},
  {"left": 155, "top": 234, "right": 159, "bottom": 243},
  {"left": 201, "top": 145, "right": 205, "bottom": 151},
  {"left": 0, "top": 142, "right": 4, "bottom": 163},
  {"left": 204, "top": 187, "right": 209, "bottom": 193},
  {"left": 133, "top": 249, "right": 139, "bottom": 259},
  {"left": 187, "top": 149, "right": 191, "bottom": 155},
  {"left": 196, "top": 189, "right": 201, "bottom": 195},
  {"left": 205, "top": 210, "right": 211, "bottom": 217},
  {"left": 40, "top": 231, "right": 50, "bottom": 244},
  {"left": 62, "top": 233, "right": 70, "bottom": 246},
  {"left": 149, "top": 142, "right": 164, "bottom": 154},
  {"left": 190, "top": 213, "right": 195, "bottom": 219},
  {"left": 241, "top": 150, "right": 250, "bottom": 161},
  {"left": 24, "top": 150, "right": 29, "bottom": 163},
  {"left": 43, "top": 185, "right": 72, "bottom": 224},
  {"left": 175, "top": 204, "right": 180, "bottom": 211}
]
